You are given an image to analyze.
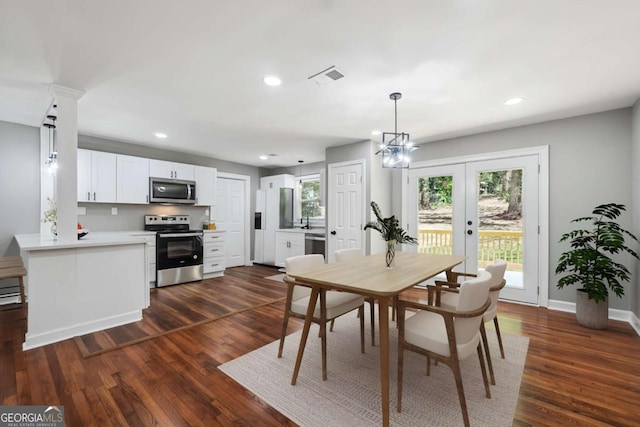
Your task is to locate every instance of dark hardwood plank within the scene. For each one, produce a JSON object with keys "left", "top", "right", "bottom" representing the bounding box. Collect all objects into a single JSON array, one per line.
[{"left": 1, "top": 265, "right": 638, "bottom": 426}]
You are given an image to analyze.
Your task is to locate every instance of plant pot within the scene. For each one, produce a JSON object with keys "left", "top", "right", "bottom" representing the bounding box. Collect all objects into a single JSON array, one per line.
[{"left": 576, "top": 289, "right": 608, "bottom": 329}]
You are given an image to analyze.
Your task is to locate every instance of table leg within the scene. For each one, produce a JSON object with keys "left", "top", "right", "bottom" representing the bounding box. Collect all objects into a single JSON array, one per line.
[
  {"left": 378, "top": 296, "right": 391, "bottom": 427},
  {"left": 291, "top": 286, "right": 319, "bottom": 385}
]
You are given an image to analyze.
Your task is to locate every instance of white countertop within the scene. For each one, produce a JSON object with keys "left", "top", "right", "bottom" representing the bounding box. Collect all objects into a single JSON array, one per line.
[{"left": 15, "top": 231, "right": 152, "bottom": 251}]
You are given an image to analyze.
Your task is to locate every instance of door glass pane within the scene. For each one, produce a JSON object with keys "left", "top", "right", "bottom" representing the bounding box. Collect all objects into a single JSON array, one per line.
[
  {"left": 417, "top": 175, "right": 453, "bottom": 255},
  {"left": 476, "top": 169, "right": 524, "bottom": 287}
]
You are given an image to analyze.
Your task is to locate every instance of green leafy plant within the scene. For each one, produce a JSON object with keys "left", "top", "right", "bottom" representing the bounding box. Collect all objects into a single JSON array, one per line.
[
  {"left": 364, "top": 201, "right": 417, "bottom": 245},
  {"left": 556, "top": 203, "right": 639, "bottom": 302}
]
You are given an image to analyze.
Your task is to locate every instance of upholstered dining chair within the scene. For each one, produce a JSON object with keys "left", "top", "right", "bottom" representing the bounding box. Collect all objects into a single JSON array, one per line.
[
  {"left": 432, "top": 259, "right": 508, "bottom": 385},
  {"left": 334, "top": 248, "right": 377, "bottom": 345},
  {"left": 278, "top": 254, "right": 365, "bottom": 380},
  {"left": 397, "top": 271, "right": 492, "bottom": 427}
]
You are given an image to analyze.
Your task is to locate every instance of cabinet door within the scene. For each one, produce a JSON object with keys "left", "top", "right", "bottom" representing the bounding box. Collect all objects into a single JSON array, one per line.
[
  {"left": 289, "top": 233, "right": 305, "bottom": 258},
  {"left": 92, "top": 151, "right": 117, "bottom": 202},
  {"left": 77, "top": 149, "right": 93, "bottom": 202},
  {"left": 173, "top": 162, "right": 194, "bottom": 180},
  {"left": 274, "top": 232, "right": 289, "bottom": 267},
  {"left": 117, "top": 155, "right": 150, "bottom": 204},
  {"left": 194, "top": 166, "right": 216, "bottom": 206},
  {"left": 149, "top": 160, "right": 174, "bottom": 179}
]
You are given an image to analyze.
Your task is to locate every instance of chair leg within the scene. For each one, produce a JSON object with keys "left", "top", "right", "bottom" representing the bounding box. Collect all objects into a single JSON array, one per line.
[
  {"left": 330, "top": 318, "right": 335, "bottom": 332},
  {"left": 359, "top": 305, "right": 365, "bottom": 353},
  {"left": 426, "top": 357, "right": 431, "bottom": 376},
  {"left": 494, "top": 317, "right": 505, "bottom": 359},
  {"left": 18, "top": 276, "right": 26, "bottom": 308},
  {"left": 397, "top": 345, "right": 404, "bottom": 412},
  {"left": 476, "top": 343, "right": 491, "bottom": 399},
  {"left": 369, "top": 298, "right": 376, "bottom": 346},
  {"left": 320, "top": 290, "right": 328, "bottom": 381},
  {"left": 451, "top": 358, "right": 471, "bottom": 427},
  {"left": 480, "top": 322, "right": 495, "bottom": 385}
]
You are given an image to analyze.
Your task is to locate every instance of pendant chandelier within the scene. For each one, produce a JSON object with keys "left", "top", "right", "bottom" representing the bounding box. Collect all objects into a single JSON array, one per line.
[
  {"left": 375, "top": 92, "right": 418, "bottom": 168},
  {"left": 44, "top": 115, "right": 57, "bottom": 174}
]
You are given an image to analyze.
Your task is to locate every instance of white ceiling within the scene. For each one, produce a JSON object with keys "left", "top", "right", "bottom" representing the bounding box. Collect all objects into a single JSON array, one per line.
[{"left": 1, "top": 1, "right": 640, "bottom": 168}]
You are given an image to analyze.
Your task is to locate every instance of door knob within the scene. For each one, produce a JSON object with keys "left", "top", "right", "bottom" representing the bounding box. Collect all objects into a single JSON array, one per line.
[
  {"left": 330, "top": 230, "right": 337, "bottom": 235},
  {"left": 467, "top": 230, "right": 473, "bottom": 235},
  {"left": 467, "top": 220, "right": 473, "bottom": 225}
]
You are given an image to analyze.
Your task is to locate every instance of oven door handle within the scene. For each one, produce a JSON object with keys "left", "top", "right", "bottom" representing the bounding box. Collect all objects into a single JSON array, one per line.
[{"left": 158, "top": 232, "right": 203, "bottom": 238}]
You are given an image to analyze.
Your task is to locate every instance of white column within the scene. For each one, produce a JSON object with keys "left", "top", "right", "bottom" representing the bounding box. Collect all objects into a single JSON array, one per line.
[{"left": 49, "top": 84, "right": 85, "bottom": 243}]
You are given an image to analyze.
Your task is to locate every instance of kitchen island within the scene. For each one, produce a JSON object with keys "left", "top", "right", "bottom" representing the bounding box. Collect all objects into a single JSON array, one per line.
[{"left": 15, "top": 232, "right": 149, "bottom": 350}]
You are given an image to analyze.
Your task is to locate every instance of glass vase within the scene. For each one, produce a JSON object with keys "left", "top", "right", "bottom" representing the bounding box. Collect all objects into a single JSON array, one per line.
[
  {"left": 51, "top": 223, "right": 58, "bottom": 240},
  {"left": 385, "top": 240, "right": 396, "bottom": 269}
]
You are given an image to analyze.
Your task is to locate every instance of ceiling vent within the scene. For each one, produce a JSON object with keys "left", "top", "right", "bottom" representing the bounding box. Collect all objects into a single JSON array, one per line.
[{"left": 308, "top": 66, "right": 345, "bottom": 85}]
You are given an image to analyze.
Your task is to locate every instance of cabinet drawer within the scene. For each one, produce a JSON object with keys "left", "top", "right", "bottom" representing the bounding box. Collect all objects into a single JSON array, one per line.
[
  {"left": 204, "top": 243, "right": 224, "bottom": 257},
  {"left": 203, "top": 256, "right": 225, "bottom": 273},
  {"left": 204, "top": 233, "right": 225, "bottom": 244}
]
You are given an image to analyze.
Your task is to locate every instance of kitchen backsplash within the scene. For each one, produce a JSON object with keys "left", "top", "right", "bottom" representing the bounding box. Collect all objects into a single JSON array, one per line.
[{"left": 77, "top": 203, "right": 209, "bottom": 231}]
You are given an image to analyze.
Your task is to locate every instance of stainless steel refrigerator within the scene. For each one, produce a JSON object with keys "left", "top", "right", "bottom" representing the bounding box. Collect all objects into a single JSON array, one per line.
[{"left": 254, "top": 187, "right": 294, "bottom": 264}]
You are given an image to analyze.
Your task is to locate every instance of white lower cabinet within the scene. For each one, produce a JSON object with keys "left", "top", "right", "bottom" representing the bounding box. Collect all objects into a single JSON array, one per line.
[
  {"left": 274, "top": 231, "right": 305, "bottom": 267},
  {"left": 203, "top": 231, "right": 225, "bottom": 278}
]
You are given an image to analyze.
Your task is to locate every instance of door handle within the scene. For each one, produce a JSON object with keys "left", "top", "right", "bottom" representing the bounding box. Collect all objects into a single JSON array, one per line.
[{"left": 330, "top": 231, "right": 336, "bottom": 235}]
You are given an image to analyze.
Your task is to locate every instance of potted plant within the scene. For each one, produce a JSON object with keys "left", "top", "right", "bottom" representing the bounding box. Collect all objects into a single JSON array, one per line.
[
  {"left": 364, "top": 201, "right": 417, "bottom": 269},
  {"left": 555, "top": 203, "right": 638, "bottom": 329}
]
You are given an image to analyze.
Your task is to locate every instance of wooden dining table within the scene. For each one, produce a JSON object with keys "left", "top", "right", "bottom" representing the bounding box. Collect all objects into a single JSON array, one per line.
[{"left": 286, "top": 251, "right": 466, "bottom": 427}]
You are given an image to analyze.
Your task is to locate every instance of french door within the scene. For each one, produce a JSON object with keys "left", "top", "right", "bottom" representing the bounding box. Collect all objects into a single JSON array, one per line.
[{"left": 407, "top": 155, "right": 540, "bottom": 304}]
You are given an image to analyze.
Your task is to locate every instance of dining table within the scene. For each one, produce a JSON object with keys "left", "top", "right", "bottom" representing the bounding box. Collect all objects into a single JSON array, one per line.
[{"left": 286, "top": 251, "right": 466, "bottom": 427}]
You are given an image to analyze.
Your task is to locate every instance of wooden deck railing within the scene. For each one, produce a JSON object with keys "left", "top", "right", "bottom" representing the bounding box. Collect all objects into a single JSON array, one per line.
[{"left": 417, "top": 229, "right": 523, "bottom": 270}]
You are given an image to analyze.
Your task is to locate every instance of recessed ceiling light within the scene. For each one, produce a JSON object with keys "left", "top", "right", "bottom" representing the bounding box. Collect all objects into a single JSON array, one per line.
[
  {"left": 504, "top": 97, "right": 524, "bottom": 106},
  {"left": 371, "top": 130, "right": 382, "bottom": 136},
  {"left": 259, "top": 155, "right": 269, "bottom": 160},
  {"left": 154, "top": 132, "right": 168, "bottom": 139},
  {"left": 262, "top": 75, "right": 282, "bottom": 87}
]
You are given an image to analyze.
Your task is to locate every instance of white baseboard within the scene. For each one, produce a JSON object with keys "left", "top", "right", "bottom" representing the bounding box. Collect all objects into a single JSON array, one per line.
[
  {"left": 548, "top": 299, "right": 639, "bottom": 335},
  {"left": 23, "top": 310, "right": 142, "bottom": 351}
]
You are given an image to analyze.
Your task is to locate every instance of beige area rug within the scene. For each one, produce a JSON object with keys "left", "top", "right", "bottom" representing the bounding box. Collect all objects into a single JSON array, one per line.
[
  {"left": 220, "top": 312, "right": 529, "bottom": 427},
  {"left": 265, "top": 273, "right": 286, "bottom": 282}
]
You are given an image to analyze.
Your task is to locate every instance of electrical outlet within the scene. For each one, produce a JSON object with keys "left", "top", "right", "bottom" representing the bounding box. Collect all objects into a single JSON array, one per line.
[
  {"left": 77, "top": 207, "right": 86, "bottom": 215},
  {"left": 111, "top": 207, "right": 118, "bottom": 215}
]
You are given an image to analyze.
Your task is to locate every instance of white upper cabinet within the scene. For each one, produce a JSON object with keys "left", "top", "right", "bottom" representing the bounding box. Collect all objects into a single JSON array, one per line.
[
  {"left": 117, "top": 154, "right": 150, "bottom": 204},
  {"left": 260, "top": 174, "right": 295, "bottom": 190},
  {"left": 77, "top": 149, "right": 117, "bottom": 203},
  {"left": 149, "top": 159, "right": 194, "bottom": 181},
  {"left": 194, "top": 165, "right": 217, "bottom": 206}
]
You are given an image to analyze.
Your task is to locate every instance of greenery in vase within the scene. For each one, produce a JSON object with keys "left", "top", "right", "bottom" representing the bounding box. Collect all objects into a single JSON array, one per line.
[
  {"left": 555, "top": 203, "right": 639, "bottom": 302},
  {"left": 364, "top": 201, "right": 417, "bottom": 245},
  {"left": 42, "top": 197, "right": 57, "bottom": 227}
]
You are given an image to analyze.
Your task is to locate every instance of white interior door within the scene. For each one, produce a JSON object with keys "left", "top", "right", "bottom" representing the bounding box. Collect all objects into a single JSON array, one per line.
[
  {"left": 408, "top": 154, "right": 540, "bottom": 304},
  {"left": 327, "top": 161, "right": 364, "bottom": 263},
  {"left": 216, "top": 176, "right": 246, "bottom": 268}
]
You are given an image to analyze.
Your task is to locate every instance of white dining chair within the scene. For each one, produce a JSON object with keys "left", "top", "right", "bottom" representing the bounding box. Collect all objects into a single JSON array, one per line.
[
  {"left": 334, "top": 248, "right": 377, "bottom": 346},
  {"left": 278, "top": 254, "right": 365, "bottom": 380},
  {"left": 432, "top": 259, "right": 508, "bottom": 385},
  {"left": 397, "top": 271, "right": 493, "bottom": 427}
]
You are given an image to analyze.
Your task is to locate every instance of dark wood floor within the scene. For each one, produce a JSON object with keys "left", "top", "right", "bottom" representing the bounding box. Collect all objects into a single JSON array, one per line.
[{"left": 1, "top": 265, "right": 639, "bottom": 426}]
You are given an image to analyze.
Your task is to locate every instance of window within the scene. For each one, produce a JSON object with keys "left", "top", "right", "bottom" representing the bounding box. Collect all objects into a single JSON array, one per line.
[{"left": 298, "top": 174, "right": 324, "bottom": 219}]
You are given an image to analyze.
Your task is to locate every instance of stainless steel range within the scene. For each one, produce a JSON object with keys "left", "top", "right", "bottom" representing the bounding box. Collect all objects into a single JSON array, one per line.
[{"left": 144, "top": 215, "right": 204, "bottom": 287}]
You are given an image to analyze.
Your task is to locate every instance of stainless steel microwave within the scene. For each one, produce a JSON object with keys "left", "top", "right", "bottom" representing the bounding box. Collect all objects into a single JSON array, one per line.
[{"left": 149, "top": 177, "right": 197, "bottom": 204}]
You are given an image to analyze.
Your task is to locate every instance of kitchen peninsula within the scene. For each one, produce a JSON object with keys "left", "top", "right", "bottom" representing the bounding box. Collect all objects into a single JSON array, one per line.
[{"left": 15, "top": 232, "right": 149, "bottom": 350}]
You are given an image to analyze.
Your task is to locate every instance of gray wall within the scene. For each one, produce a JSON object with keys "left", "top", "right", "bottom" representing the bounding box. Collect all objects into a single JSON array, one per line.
[
  {"left": 408, "top": 108, "right": 634, "bottom": 309},
  {"left": 632, "top": 99, "right": 640, "bottom": 317},
  {"left": 0, "top": 121, "right": 40, "bottom": 256},
  {"left": 0, "top": 121, "right": 40, "bottom": 296}
]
